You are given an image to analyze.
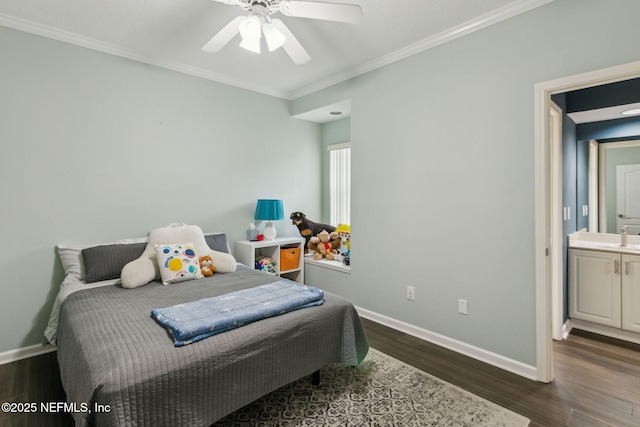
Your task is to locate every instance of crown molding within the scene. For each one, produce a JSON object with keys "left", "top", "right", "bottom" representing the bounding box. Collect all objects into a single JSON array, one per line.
[
  {"left": 0, "top": 13, "right": 288, "bottom": 99},
  {"left": 1, "top": 0, "right": 554, "bottom": 101},
  {"left": 286, "top": 0, "right": 554, "bottom": 99}
]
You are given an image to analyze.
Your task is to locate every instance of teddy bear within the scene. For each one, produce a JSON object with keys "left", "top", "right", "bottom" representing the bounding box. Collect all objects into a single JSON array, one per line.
[
  {"left": 199, "top": 255, "right": 216, "bottom": 277},
  {"left": 308, "top": 229, "right": 340, "bottom": 260}
]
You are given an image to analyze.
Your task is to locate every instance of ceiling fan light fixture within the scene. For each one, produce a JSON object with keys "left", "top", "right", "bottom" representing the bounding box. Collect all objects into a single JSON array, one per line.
[
  {"left": 621, "top": 108, "right": 640, "bottom": 116},
  {"left": 204, "top": 0, "right": 363, "bottom": 64},
  {"left": 239, "top": 15, "right": 262, "bottom": 53},
  {"left": 262, "top": 22, "right": 286, "bottom": 52},
  {"left": 239, "top": 37, "right": 261, "bottom": 53}
]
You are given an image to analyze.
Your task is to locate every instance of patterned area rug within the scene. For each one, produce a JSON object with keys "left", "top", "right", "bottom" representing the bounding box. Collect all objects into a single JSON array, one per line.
[{"left": 214, "top": 349, "right": 530, "bottom": 426}]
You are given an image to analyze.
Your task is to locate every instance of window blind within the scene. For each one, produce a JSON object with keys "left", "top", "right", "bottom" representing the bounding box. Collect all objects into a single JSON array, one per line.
[{"left": 328, "top": 143, "right": 351, "bottom": 225}]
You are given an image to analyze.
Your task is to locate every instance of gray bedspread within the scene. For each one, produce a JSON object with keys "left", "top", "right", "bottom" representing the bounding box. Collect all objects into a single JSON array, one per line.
[{"left": 56, "top": 266, "right": 369, "bottom": 427}]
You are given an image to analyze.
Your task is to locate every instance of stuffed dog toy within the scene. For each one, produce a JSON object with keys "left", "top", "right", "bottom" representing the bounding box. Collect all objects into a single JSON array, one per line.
[{"left": 290, "top": 212, "right": 336, "bottom": 249}]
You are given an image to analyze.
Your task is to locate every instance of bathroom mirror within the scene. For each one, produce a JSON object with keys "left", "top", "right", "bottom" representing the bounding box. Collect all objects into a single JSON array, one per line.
[{"left": 580, "top": 140, "right": 640, "bottom": 234}]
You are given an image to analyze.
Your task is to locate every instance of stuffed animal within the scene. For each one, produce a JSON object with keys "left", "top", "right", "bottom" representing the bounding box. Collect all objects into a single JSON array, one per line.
[
  {"left": 308, "top": 229, "right": 339, "bottom": 260},
  {"left": 199, "top": 255, "right": 216, "bottom": 277},
  {"left": 329, "top": 230, "right": 341, "bottom": 252},
  {"left": 290, "top": 212, "right": 336, "bottom": 251},
  {"left": 335, "top": 224, "right": 351, "bottom": 256}
]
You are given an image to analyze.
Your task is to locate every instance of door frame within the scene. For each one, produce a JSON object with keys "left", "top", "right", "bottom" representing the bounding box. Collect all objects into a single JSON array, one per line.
[
  {"left": 534, "top": 60, "right": 640, "bottom": 383},
  {"left": 589, "top": 140, "right": 599, "bottom": 233},
  {"left": 549, "top": 101, "right": 563, "bottom": 342}
]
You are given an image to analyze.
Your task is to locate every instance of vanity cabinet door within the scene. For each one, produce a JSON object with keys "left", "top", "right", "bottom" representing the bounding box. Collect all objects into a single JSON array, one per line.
[
  {"left": 622, "top": 254, "right": 640, "bottom": 333},
  {"left": 569, "top": 249, "right": 621, "bottom": 328}
]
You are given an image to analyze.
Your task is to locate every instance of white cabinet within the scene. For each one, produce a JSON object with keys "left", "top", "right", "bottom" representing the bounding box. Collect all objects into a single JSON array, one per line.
[
  {"left": 234, "top": 237, "right": 305, "bottom": 283},
  {"left": 569, "top": 249, "right": 621, "bottom": 328},
  {"left": 569, "top": 248, "right": 640, "bottom": 333},
  {"left": 622, "top": 254, "right": 640, "bottom": 333}
]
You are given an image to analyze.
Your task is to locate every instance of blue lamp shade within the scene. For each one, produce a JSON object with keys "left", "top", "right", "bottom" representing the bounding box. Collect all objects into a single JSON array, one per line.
[
  {"left": 255, "top": 199, "right": 283, "bottom": 240},
  {"left": 255, "top": 199, "right": 284, "bottom": 221}
]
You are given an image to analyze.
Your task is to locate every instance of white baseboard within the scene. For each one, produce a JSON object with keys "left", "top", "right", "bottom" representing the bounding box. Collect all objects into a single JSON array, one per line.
[
  {"left": 0, "top": 343, "right": 56, "bottom": 365},
  {"left": 570, "top": 319, "right": 640, "bottom": 345},
  {"left": 356, "top": 306, "right": 538, "bottom": 381},
  {"left": 562, "top": 319, "right": 572, "bottom": 340}
]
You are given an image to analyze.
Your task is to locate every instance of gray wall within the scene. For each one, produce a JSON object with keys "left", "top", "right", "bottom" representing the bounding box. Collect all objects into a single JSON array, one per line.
[
  {"left": 576, "top": 139, "right": 590, "bottom": 232},
  {"left": 0, "top": 26, "right": 321, "bottom": 353},
  {"left": 298, "top": 0, "right": 640, "bottom": 367}
]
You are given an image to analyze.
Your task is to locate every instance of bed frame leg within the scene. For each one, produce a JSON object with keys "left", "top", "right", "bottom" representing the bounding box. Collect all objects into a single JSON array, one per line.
[{"left": 312, "top": 370, "right": 320, "bottom": 386}]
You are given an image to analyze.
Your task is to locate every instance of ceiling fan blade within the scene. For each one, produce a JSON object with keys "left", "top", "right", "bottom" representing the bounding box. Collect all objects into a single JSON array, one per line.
[
  {"left": 279, "top": 1, "right": 363, "bottom": 24},
  {"left": 209, "top": 0, "right": 240, "bottom": 4},
  {"left": 271, "top": 19, "right": 310, "bottom": 65},
  {"left": 202, "top": 16, "right": 245, "bottom": 52}
]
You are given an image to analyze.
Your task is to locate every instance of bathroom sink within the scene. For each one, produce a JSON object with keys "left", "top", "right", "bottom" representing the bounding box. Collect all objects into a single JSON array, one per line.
[
  {"left": 568, "top": 232, "right": 640, "bottom": 252},
  {"left": 571, "top": 241, "right": 640, "bottom": 252}
]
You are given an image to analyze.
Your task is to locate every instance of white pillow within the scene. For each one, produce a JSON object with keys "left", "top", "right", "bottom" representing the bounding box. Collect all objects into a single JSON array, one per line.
[{"left": 155, "top": 243, "right": 202, "bottom": 285}]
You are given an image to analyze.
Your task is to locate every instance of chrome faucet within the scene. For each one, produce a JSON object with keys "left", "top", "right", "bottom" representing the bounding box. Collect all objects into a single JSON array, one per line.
[{"left": 621, "top": 225, "right": 628, "bottom": 247}]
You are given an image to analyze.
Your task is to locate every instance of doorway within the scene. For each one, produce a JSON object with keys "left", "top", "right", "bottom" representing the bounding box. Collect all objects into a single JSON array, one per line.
[{"left": 535, "top": 60, "right": 640, "bottom": 383}]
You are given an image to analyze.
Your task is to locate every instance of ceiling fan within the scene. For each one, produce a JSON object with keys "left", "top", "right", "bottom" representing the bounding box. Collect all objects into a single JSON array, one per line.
[{"left": 202, "top": 0, "right": 363, "bottom": 64}]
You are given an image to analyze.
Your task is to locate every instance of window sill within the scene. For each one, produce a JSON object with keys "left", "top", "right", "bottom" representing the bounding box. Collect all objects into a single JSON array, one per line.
[{"left": 304, "top": 256, "right": 351, "bottom": 273}]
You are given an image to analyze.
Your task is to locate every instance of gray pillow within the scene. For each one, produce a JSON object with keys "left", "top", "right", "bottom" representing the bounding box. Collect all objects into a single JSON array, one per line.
[
  {"left": 82, "top": 242, "right": 147, "bottom": 283},
  {"left": 204, "top": 233, "right": 230, "bottom": 254}
]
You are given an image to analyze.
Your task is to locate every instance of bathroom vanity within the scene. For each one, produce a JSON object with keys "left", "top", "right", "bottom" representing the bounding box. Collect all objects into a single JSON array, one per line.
[{"left": 568, "top": 231, "right": 640, "bottom": 343}]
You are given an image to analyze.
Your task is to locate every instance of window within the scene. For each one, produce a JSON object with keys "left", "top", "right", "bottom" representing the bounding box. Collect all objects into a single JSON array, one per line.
[{"left": 328, "top": 142, "right": 351, "bottom": 226}]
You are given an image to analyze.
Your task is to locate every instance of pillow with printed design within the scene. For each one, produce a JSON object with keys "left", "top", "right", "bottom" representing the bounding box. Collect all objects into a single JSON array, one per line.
[{"left": 155, "top": 243, "right": 202, "bottom": 284}]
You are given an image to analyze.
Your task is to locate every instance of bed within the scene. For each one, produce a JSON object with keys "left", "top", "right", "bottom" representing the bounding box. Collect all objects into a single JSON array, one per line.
[{"left": 46, "top": 232, "right": 369, "bottom": 427}]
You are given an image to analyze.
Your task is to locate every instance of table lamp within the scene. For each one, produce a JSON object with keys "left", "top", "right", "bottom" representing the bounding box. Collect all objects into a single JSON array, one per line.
[{"left": 254, "top": 199, "right": 284, "bottom": 240}]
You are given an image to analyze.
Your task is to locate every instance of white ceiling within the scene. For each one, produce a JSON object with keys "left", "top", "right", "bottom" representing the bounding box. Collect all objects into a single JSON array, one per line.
[
  {"left": 0, "top": 0, "right": 553, "bottom": 101},
  {"left": 567, "top": 102, "right": 640, "bottom": 124}
]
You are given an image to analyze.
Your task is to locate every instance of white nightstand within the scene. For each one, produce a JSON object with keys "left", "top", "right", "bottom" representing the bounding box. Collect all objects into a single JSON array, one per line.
[{"left": 235, "top": 237, "right": 305, "bottom": 283}]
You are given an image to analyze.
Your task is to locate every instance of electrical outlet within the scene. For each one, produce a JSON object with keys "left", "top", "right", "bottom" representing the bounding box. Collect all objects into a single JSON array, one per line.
[
  {"left": 458, "top": 299, "right": 468, "bottom": 315},
  {"left": 406, "top": 286, "right": 415, "bottom": 301}
]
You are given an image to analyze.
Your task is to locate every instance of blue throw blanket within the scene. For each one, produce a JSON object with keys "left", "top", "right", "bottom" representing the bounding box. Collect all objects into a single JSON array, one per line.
[{"left": 151, "top": 279, "right": 324, "bottom": 346}]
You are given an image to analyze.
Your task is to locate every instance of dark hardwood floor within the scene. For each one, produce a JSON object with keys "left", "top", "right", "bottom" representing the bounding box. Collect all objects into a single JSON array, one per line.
[
  {"left": 0, "top": 350, "right": 72, "bottom": 427},
  {"left": 363, "top": 318, "right": 640, "bottom": 427},
  {"left": 1, "top": 319, "right": 639, "bottom": 426}
]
